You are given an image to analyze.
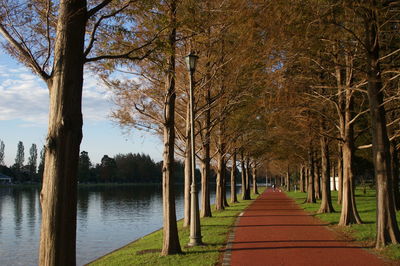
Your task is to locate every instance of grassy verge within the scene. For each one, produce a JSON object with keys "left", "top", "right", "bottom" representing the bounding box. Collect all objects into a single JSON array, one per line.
[
  {"left": 89, "top": 187, "right": 265, "bottom": 266},
  {"left": 286, "top": 188, "right": 400, "bottom": 261}
]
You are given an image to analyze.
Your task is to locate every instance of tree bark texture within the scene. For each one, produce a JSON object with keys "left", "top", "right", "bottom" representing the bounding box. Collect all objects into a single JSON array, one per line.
[
  {"left": 337, "top": 144, "right": 343, "bottom": 205},
  {"left": 252, "top": 166, "right": 259, "bottom": 194},
  {"left": 318, "top": 135, "right": 335, "bottom": 213},
  {"left": 364, "top": 3, "right": 400, "bottom": 247},
  {"left": 241, "top": 151, "right": 250, "bottom": 200},
  {"left": 245, "top": 158, "right": 252, "bottom": 199},
  {"left": 39, "top": 1, "right": 86, "bottom": 265},
  {"left": 314, "top": 155, "right": 321, "bottom": 200},
  {"left": 230, "top": 151, "right": 238, "bottom": 203},
  {"left": 215, "top": 157, "right": 224, "bottom": 210},
  {"left": 200, "top": 49, "right": 212, "bottom": 217},
  {"left": 300, "top": 165, "right": 305, "bottom": 193},
  {"left": 286, "top": 165, "right": 290, "bottom": 192},
  {"left": 222, "top": 159, "right": 229, "bottom": 208},
  {"left": 161, "top": 0, "right": 181, "bottom": 255},
  {"left": 200, "top": 157, "right": 211, "bottom": 217},
  {"left": 305, "top": 148, "right": 316, "bottom": 203},
  {"left": 338, "top": 114, "right": 362, "bottom": 225},
  {"left": 304, "top": 166, "right": 309, "bottom": 193},
  {"left": 215, "top": 116, "right": 226, "bottom": 210}
]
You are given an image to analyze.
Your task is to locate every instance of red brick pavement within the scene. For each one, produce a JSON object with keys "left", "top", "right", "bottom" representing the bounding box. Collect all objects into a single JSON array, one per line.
[{"left": 226, "top": 189, "right": 386, "bottom": 266}]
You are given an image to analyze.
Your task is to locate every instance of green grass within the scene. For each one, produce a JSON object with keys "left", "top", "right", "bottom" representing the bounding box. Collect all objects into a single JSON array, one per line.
[
  {"left": 286, "top": 188, "right": 400, "bottom": 261},
  {"left": 89, "top": 188, "right": 265, "bottom": 266}
]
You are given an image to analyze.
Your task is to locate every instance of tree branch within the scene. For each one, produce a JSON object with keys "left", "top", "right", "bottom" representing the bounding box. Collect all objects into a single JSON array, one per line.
[
  {"left": 0, "top": 24, "right": 50, "bottom": 82},
  {"left": 86, "top": 0, "right": 113, "bottom": 19}
]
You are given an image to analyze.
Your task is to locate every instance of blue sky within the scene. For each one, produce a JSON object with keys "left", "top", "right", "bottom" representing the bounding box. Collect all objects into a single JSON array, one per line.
[{"left": 0, "top": 52, "right": 163, "bottom": 166}]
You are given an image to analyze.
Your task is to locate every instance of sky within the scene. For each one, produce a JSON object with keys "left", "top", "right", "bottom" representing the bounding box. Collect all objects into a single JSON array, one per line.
[{"left": 0, "top": 52, "right": 163, "bottom": 166}]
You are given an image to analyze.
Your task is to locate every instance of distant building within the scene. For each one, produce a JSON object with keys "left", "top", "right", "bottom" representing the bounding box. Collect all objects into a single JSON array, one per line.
[{"left": 0, "top": 173, "right": 13, "bottom": 184}]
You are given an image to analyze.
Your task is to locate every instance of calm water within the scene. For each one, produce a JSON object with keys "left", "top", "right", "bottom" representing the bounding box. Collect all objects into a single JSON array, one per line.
[{"left": 0, "top": 184, "right": 225, "bottom": 266}]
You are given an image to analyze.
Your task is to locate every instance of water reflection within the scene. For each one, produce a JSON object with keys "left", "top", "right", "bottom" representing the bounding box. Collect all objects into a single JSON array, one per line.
[
  {"left": 0, "top": 184, "right": 224, "bottom": 266},
  {"left": 13, "top": 189, "right": 23, "bottom": 238}
]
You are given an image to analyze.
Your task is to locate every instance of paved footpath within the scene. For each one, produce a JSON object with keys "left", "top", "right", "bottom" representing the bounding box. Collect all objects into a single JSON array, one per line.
[{"left": 225, "top": 189, "right": 386, "bottom": 266}]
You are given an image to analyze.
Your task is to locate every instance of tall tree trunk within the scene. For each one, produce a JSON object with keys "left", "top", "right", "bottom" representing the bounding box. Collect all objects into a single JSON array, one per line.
[
  {"left": 161, "top": 0, "right": 181, "bottom": 255},
  {"left": 305, "top": 148, "right": 316, "bottom": 203},
  {"left": 300, "top": 165, "right": 305, "bottom": 193},
  {"left": 245, "top": 157, "right": 251, "bottom": 199},
  {"left": 222, "top": 160, "right": 229, "bottom": 207},
  {"left": 183, "top": 105, "right": 191, "bottom": 227},
  {"left": 216, "top": 101, "right": 227, "bottom": 210},
  {"left": 200, "top": 30, "right": 212, "bottom": 218},
  {"left": 335, "top": 44, "right": 345, "bottom": 206},
  {"left": 338, "top": 85, "right": 362, "bottom": 225},
  {"left": 337, "top": 144, "right": 343, "bottom": 204},
  {"left": 286, "top": 165, "right": 290, "bottom": 192},
  {"left": 252, "top": 166, "right": 258, "bottom": 194},
  {"left": 230, "top": 150, "right": 238, "bottom": 203},
  {"left": 241, "top": 151, "right": 250, "bottom": 200},
  {"left": 215, "top": 138, "right": 224, "bottom": 211},
  {"left": 364, "top": 3, "right": 400, "bottom": 247},
  {"left": 39, "top": 1, "right": 86, "bottom": 265},
  {"left": 318, "top": 134, "right": 335, "bottom": 213},
  {"left": 306, "top": 168, "right": 309, "bottom": 193},
  {"left": 200, "top": 152, "right": 211, "bottom": 217},
  {"left": 200, "top": 135, "right": 211, "bottom": 217},
  {"left": 314, "top": 154, "right": 321, "bottom": 200}
]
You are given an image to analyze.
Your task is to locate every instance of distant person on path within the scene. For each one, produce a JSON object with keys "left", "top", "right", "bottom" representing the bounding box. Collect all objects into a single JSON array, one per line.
[{"left": 272, "top": 184, "right": 275, "bottom": 192}]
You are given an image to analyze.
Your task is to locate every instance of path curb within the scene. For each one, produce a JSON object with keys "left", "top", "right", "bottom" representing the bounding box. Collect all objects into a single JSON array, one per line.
[{"left": 222, "top": 211, "right": 243, "bottom": 266}]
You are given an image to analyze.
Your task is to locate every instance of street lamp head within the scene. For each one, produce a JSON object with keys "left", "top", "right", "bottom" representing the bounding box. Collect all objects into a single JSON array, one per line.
[{"left": 185, "top": 52, "right": 199, "bottom": 72}]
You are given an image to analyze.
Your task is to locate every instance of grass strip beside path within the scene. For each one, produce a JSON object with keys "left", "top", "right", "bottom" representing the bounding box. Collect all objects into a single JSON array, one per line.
[
  {"left": 89, "top": 188, "right": 265, "bottom": 266},
  {"left": 286, "top": 189, "right": 400, "bottom": 261}
]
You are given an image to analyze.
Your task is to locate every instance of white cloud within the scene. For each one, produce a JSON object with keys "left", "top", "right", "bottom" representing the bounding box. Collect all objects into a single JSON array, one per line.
[{"left": 0, "top": 64, "right": 114, "bottom": 125}]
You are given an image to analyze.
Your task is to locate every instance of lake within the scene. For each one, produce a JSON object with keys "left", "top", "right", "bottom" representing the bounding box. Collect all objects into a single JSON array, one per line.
[{"left": 0, "top": 184, "right": 230, "bottom": 266}]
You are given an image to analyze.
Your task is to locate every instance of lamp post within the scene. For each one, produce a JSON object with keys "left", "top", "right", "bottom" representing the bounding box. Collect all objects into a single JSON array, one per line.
[{"left": 185, "top": 52, "right": 203, "bottom": 246}]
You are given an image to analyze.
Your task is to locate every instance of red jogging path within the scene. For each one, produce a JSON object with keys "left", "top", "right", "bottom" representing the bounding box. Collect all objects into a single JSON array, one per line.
[{"left": 224, "top": 189, "right": 386, "bottom": 266}]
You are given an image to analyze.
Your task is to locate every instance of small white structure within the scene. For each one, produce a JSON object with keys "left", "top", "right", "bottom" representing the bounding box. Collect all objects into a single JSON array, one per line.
[
  {"left": 330, "top": 176, "right": 338, "bottom": 191},
  {"left": 0, "top": 173, "right": 13, "bottom": 184}
]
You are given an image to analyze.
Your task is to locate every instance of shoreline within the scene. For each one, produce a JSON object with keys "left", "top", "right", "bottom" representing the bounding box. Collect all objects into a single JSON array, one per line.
[{"left": 87, "top": 188, "right": 265, "bottom": 265}]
